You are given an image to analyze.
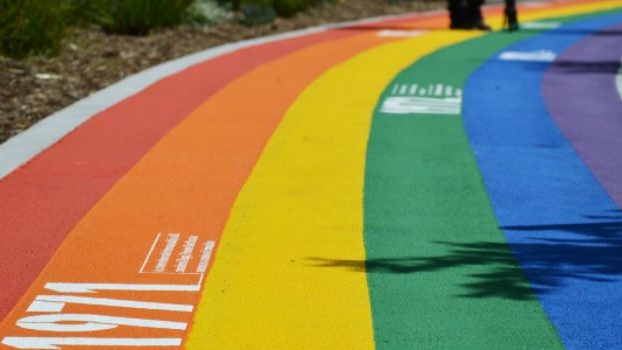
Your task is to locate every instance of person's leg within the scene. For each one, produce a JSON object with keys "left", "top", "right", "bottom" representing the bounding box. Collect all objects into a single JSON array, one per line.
[
  {"left": 467, "top": 0, "right": 491, "bottom": 30},
  {"left": 504, "top": 0, "right": 519, "bottom": 31},
  {"left": 448, "top": 0, "right": 467, "bottom": 29}
]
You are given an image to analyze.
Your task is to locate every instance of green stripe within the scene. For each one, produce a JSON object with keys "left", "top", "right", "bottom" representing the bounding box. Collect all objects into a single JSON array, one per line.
[{"left": 361, "top": 18, "right": 597, "bottom": 350}]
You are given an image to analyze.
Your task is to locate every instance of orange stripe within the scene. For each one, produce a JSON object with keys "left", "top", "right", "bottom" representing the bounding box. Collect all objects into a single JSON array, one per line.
[
  {"left": 0, "top": 1, "right": 599, "bottom": 348},
  {"left": 0, "top": 25, "right": 416, "bottom": 350}
]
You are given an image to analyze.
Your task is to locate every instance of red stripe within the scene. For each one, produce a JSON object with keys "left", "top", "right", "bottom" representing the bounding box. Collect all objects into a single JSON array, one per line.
[{"left": 0, "top": 13, "right": 445, "bottom": 320}]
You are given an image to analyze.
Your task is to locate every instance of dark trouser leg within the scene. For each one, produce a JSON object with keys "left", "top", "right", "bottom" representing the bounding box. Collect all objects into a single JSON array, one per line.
[
  {"left": 504, "top": 0, "right": 519, "bottom": 31},
  {"left": 448, "top": 0, "right": 467, "bottom": 29},
  {"left": 466, "top": 0, "right": 490, "bottom": 30}
]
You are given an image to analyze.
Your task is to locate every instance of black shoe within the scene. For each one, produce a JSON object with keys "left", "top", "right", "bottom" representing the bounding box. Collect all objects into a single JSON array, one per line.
[
  {"left": 504, "top": 7, "right": 519, "bottom": 31},
  {"left": 472, "top": 20, "right": 492, "bottom": 31},
  {"left": 466, "top": 4, "right": 491, "bottom": 31},
  {"left": 449, "top": 4, "right": 469, "bottom": 29}
]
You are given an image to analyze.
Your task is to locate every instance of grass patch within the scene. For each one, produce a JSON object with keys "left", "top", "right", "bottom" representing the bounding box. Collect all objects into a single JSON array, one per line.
[
  {"left": 97, "top": 0, "right": 195, "bottom": 35},
  {"left": 0, "top": 0, "right": 73, "bottom": 58},
  {"left": 220, "top": 0, "right": 335, "bottom": 19}
]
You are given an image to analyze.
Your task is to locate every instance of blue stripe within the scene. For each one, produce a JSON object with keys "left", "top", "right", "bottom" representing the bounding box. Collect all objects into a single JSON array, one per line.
[{"left": 463, "top": 11, "right": 622, "bottom": 350}]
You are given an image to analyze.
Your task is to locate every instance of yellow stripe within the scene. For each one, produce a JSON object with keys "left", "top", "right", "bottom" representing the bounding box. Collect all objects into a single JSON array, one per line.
[
  {"left": 186, "top": 30, "right": 481, "bottom": 349},
  {"left": 187, "top": 2, "right": 621, "bottom": 349}
]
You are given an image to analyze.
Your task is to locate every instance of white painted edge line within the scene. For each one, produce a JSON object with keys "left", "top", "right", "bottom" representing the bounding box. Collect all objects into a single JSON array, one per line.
[
  {"left": 378, "top": 29, "right": 425, "bottom": 37},
  {"left": 0, "top": 10, "right": 445, "bottom": 180},
  {"left": 617, "top": 57, "right": 622, "bottom": 102},
  {"left": 139, "top": 233, "right": 162, "bottom": 273},
  {"left": 499, "top": 49, "right": 557, "bottom": 62}
]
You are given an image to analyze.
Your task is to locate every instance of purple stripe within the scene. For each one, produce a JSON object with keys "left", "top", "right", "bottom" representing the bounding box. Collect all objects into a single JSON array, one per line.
[{"left": 543, "top": 22, "right": 622, "bottom": 208}]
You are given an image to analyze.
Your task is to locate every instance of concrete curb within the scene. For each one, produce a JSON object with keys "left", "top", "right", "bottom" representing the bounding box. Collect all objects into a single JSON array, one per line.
[{"left": 0, "top": 9, "right": 445, "bottom": 180}]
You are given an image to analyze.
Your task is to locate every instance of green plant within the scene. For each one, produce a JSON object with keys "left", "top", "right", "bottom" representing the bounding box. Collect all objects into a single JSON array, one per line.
[
  {"left": 68, "top": 0, "right": 108, "bottom": 27},
  {"left": 0, "top": 0, "right": 73, "bottom": 58},
  {"left": 186, "top": 0, "right": 233, "bottom": 26},
  {"left": 273, "top": 0, "right": 314, "bottom": 17},
  {"left": 97, "top": 0, "right": 194, "bottom": 35},
  {"left": 241, "top": 3, "right": 276, "bottom": 25},
  {"left": 219, "top": 0, "right": 331, "bottom": 20}
]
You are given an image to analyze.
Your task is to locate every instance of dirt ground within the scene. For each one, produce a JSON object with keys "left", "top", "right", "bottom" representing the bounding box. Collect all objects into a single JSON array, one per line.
[{"left": 0, "top": 0, "right": 445, "bottom": 145}]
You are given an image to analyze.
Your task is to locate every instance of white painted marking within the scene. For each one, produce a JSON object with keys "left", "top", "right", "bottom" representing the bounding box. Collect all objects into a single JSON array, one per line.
[
  {"left": 197, "top": 241, "right": 216, "bottom": 273},
  {"left": 2, "top": 337, "right": 182, "bottom": 349},
  {"left": 378, "top": 30, "right": 425, "bottom": 37},
  {"left": 139, "top": 233, "right": 161, "bottom": 273},
  {"left": 381, "top": 96, "right": 461, "bottom": 115},
  {"left": 17, "top": 314, "right": 187, "bottom": 332},
  {"left": 616, "top": 58, "right": 622, "bottom": 102},
  {"left": 434, "top": 84, "right": 444, "bottom": 96},
  {"left": 409, "top": 84, "right": 419, "bottom": 95},
  {"left": 45, "top": 282, "right": 201, "bottom": 293},
  {"left": 499, "top": 50, "right": 557, "bottom": 62},
  {"left": 176, "top": 235, "right": 198, "bottom": 273},
  {"left": 0, "top": 10, "right": 444, "bottom": 180},
  {"left": 521, "top": 21, "right": 562, "bottom": 29},
  {"left": 155, "top": 233, "right": 179, "bottom": 272},
  {"left": 27, "top": 301, "right": 64, "bottom": 313},
  {"left": 34, "top": 295, "right": 193, "bottom": 312},
  {"left": 17, "top": 318, "right": 115, "bottom": 333}
]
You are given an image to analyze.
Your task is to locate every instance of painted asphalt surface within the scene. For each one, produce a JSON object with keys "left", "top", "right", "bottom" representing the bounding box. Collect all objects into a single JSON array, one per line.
[{"left": 1, "top": 0, "right": 622, "bottom": 348}]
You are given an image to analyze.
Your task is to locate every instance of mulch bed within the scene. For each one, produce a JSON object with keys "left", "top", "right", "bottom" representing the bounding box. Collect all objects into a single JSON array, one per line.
[{"left": 0, "top": 0, "right": 445, "bottom": 145}]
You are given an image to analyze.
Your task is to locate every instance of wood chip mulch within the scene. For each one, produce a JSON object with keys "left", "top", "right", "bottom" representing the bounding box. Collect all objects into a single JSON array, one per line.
[{"left": 0, "top": 0, "right": 445, "bottom": 145}]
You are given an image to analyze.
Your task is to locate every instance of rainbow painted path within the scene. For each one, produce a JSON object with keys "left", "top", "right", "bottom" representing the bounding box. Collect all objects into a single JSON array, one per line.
[{"left": 2, "top": 0, "right": 622, "bottom": 348}]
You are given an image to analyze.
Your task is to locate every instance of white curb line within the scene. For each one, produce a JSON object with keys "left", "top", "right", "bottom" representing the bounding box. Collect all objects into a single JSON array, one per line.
[{"left": 0, "top": 9, "right": 445, "bottom": 180}]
